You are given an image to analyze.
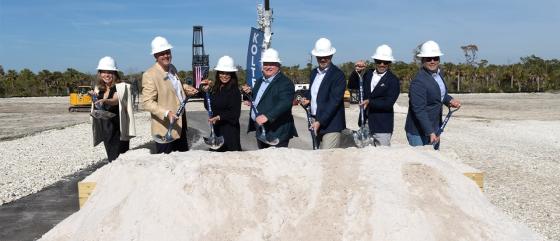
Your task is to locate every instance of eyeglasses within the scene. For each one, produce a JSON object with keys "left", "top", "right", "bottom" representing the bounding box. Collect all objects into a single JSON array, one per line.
[
  {"left": 374, "top": 60, "right": 391, "bottom": 65},
  {"left": 423, "top": 56, "right": 440, "bottom": 62}
]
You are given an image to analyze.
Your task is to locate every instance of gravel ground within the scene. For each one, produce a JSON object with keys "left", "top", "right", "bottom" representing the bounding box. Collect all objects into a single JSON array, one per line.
[{"left": 1, "top": 93, "right": 559, "bottom": 240}]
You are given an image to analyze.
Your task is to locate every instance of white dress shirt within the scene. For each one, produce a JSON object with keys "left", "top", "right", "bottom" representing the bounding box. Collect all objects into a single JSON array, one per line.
[{"left": 310, "top": 67, "right": 328, "bottom": 115}]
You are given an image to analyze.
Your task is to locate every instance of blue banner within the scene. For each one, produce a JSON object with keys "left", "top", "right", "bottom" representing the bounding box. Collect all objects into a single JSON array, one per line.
[{"left": 245, "top": 27, "right": 263, "bottom": 87}]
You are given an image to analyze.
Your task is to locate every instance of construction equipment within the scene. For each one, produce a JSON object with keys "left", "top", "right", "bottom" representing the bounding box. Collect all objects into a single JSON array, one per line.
[
  {"left": 192, "top": 25, "right": 209, "bottom": 98},
  {"left": 68, "top": 86, "right": 93, "bottom": 112}
]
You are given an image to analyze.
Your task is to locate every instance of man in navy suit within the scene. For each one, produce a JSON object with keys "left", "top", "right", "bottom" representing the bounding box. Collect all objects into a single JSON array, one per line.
[
  {"left": 405, "top": 40, "right": 461, "bottom": 146},
  {"left": 360, "top": 44, "right": 401, "bottom": 146},
  {"left": 301, "top": 38, "right": 346, "bottom": 149},
  {"left": 242, "top": 48, "right": 298, "bottom": 149}
]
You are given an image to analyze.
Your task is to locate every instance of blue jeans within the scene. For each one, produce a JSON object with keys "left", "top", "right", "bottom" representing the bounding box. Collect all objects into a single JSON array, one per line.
[{"left": 406, "top": 132, "right": 430, "bottom": 146}]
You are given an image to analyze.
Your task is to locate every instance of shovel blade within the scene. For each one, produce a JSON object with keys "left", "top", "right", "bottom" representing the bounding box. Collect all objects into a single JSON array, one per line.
[
  {"left": 352, "top": 127, "right": 370, "bottom": 148},
  {"left": 152, "top": 134, "right": 174, "bottom": 144},
  {"left": 90, "top": 110, "right": 116, "bottom": 120},
  {"left": 257, "top": 133, "right": 280, "bottom": 146},
  {"left": 204, "top": 135, "right": 225, "bottom": 150}
]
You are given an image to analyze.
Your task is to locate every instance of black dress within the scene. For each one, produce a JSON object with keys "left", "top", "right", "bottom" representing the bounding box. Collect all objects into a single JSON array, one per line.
[
  {"left": 204, "top": 84, "right": 242, "bottom": 151},
  {"left": 95, "top": 86, "right": 130, "bottom": 161}
]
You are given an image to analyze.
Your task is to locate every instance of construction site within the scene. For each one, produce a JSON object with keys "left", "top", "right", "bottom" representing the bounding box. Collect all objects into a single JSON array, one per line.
[
  {"left": 1, "top": 0, "right": 559, "bottom": 240},
  {"left": 0, "top": 92, "right": 558, "bottom": 240}
]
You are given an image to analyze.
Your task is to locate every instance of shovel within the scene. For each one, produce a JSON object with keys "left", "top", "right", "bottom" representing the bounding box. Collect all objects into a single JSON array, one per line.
[
  {"left": 153, "top": 96, "right": 189, "bottom": 144},
  {"left": 297, "top": 95, "right": 318, "bottom": 150},
  {"left": 244, "top": 93, "right": 280, "bottom": 146},
  {"left": 90, "top": 93, "right": 116, "bottom": 119},
  {"left": 352, "top": 70, "right": 372, "bottom": 148},
  {"left": 203, "top": 92, "right": 225, "bottom": 150},
  {"left": 433, "top": 106, "right": 460, "bottom": 150}
]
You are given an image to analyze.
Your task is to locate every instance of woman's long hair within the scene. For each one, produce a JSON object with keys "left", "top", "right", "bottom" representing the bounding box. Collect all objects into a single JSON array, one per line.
[
  {"left": 211, "top": 71, "right": 238, "bottom": 94},
  {"left": 96, "top": 70, "right": 121, "bottom": 93}
]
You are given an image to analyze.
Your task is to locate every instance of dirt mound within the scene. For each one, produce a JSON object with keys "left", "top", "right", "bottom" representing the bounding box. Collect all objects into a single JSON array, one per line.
[{"left": 40, "top": 147, "right": 544, "bottom": 241}]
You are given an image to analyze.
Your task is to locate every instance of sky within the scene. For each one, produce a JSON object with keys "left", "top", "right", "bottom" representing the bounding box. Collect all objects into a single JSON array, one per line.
[{"left": 1, "top": 0, "right": 559, "bottom": 74}]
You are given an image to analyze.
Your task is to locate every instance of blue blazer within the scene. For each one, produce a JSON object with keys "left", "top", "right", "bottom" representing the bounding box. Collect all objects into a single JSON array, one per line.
[
  {"left": 405, "top": 68, "right": 453, "bottom": 136},
  {"left": 361, "top": 69, "right": 400, "bottom": 133},
  {"left": 305, "top": 64, "right": 346, "bottom": 134},
  {"left": 248, "top": 72, "right": 298, "bottom": 142}
]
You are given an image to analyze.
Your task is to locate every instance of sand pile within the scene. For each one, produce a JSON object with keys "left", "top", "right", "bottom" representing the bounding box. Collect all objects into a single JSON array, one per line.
[{"left": 40, "top": 147, "right": 544, "bottom": 241}]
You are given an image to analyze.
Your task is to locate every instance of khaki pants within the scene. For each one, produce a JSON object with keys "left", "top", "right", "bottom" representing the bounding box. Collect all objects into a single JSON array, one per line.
[{"left": 318, "top": 132, "right": 341, "bottom": 149}]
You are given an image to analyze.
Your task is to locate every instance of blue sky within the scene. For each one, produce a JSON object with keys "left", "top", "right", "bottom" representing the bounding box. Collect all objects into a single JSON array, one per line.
[{"left": 1, "top": 0, "right": 559, "bottom": 74}]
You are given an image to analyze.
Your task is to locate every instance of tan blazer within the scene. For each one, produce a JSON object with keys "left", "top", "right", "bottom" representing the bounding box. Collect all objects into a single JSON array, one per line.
[{"left": 141, "top": 63, "right": 186, "bottom": 139}]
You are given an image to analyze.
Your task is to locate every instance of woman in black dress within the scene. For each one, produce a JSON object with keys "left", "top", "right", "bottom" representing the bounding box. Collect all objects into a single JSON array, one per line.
[
  {"left": 92, "top": 56, "right": 130, "bottom": 161},
  {"left": 201, "top": 56, "right": 242, "bottom": 151}
]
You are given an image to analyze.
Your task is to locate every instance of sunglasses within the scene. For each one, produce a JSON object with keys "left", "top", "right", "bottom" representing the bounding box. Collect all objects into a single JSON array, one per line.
[
  {"left": 374, "top": 60, "right": 391, "bottom": 65},
  {"left": 423, "top": 56, "right": 440, "bottom": 62}
]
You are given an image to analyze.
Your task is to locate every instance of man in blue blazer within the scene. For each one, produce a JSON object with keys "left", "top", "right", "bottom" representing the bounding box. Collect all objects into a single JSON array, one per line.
[
  {"left": 360, "top": 44, "right": 401, "bottom": 146},
  {"left": 301, "top": 38, "right": 346, "bottom": 149},
  {"left": 243, "top": 48, "right": 298, "bottom": 149},
  {"left": 405, "top": 40, "right": 461, "bottom": 146}
]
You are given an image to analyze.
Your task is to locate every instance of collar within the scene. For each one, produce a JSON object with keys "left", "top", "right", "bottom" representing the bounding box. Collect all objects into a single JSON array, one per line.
[
  {"left": 263, "top": 72, "right": 279, "bottom": 83},
  {"left": 317, "top": 66, "right": 329, "bottom": 75}
]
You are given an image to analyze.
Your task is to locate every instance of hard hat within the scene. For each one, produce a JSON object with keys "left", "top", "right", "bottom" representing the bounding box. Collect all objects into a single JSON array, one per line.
[
  {"left": 96, "top": 56, "right": 118, "bottom": 71},
  {"left": 151, "top": 36, "right": 173, "bottom": 55},
  {"left": 214, "top": 56, "right": 238, "bottom": 72},
  {"left": 371, "top": 44, "right": 395, "bottom": 62},
  {"left": 261, "top": 48, "right": 282, "bottom": 63},
  {"left": 311, "top": 37, "right": 336, "bottom": 57},
  {"left": 417, "top": 40, "right": 444, "bottom": 57}
]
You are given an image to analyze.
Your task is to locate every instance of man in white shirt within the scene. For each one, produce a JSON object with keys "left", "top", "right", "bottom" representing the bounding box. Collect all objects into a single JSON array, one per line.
[
  {"left": 360, "top": 44, "right": 401, "bottom": 146},
  {"left": 300, "top": 38, "right": 346, "bottom": 149}
]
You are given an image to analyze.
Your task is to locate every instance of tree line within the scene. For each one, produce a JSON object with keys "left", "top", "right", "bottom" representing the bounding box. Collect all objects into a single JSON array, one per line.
[{"left": 0, "top": 54, "right": 559, "bottom": 98}]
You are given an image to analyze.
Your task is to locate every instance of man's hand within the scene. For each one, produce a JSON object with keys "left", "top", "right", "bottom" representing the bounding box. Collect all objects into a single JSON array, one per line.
[
  {"left": 299, "top": 97, "right": 310, "bottom": 106},
  {"left": 429, "top": 133, "right": 440, "bottom": 144},
  {"left": 449, "top": 98, "right": 461, "bottom": 108},
  {"left": 256, "top": 114, "right": 268, "bottom": 125},
  {"left": 208, "top": 115, "right": 220, "bottom": 124},
  {"left": 167, "top": 111, "right": 179, "bottom": 124},
  {"left": 183, "top": 84, "right": 199, "bottom": 97},
  {"left": 359, "top": 99, "right": 369, "bottom": 109},
  {"left": 311, "top": 121, "right": 320, "bottom": 135}
]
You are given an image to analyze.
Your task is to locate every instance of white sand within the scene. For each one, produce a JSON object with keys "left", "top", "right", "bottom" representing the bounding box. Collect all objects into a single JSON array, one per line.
[{"left": 40, "top": 147, "right": 544, "bottom": 241}]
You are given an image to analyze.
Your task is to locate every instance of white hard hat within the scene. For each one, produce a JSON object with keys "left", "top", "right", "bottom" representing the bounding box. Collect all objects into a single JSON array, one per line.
[
  {"left": 261, "top": 48, "right": 282, "bottom": 63},
  {"left": 96, "top": 56, "right": 118, "bottom": 71},
  {"left": 417, "top": 40, "right": 444, "bottom": 57},
  {"left": 311, "top": 37, "right": 336, "bottom": 57},
  {"left": 151, "top": 36, "right": 173, "bottom": 55},
  {"left": 371, "top": 44, "right": 395, "bottom": 62},
  {"left": 214, "top": 56, "right": 238, "bottom": 72}
]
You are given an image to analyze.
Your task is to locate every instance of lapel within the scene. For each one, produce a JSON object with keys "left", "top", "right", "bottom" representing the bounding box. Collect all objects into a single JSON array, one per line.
[
  {"left": 421, "top": 68, "right": 442, "bottom": 96},
  {"left": 372, "top": 71, "right": 389, "bottom": 95},
  {"left": 256, "top": 72, "right": 281, "bottom": 106}
]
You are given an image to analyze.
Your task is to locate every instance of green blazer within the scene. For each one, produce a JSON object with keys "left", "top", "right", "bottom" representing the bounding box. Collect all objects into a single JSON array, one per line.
[{"left": 248, "top": 72, "right": 298, "bottom": 142}]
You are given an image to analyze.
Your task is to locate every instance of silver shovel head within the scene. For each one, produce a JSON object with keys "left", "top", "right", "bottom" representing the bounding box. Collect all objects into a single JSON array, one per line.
[
  {"left": 204, "top": 135, "right": 225, "bottom": 150},
  {"left": 352, "top": 127, "right": 370, "bottom": 148},
  {"left": 257, "top": 132, "right": 280, "bottom": 146},
  {"left": 90, "top": 110, "right": 116, "bottom": 120},
  {"left": 152, "top": 132, "right": 175, "bottom": 144}
]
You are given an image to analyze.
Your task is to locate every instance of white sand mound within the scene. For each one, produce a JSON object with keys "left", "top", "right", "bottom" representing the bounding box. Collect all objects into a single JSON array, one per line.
[{"left": 40, "top": 147, "right": 544, "bottom": 241}]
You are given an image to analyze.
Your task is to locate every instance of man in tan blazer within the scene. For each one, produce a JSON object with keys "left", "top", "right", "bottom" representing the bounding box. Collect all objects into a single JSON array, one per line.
[{"left": 142, "top": 36, "right": 198, "bottom": 154}]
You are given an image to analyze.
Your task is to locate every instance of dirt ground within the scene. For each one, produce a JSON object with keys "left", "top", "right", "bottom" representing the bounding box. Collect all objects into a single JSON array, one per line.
[
  {"left": 1, "top": 93, "right": 557, "bottom": 140},
  {"left": 1, "top": 93, "right": 559, "bottom": 240}
]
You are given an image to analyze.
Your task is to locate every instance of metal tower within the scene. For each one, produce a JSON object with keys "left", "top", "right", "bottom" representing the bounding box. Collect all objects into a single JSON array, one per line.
[{"left": 192, "top": 25, "right": 209, "bottom": 88}]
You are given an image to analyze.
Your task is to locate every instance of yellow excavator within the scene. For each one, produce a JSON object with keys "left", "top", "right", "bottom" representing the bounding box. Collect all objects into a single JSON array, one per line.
[{"left": 68, "top": 86, "right": 93, "bottom": 112}]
